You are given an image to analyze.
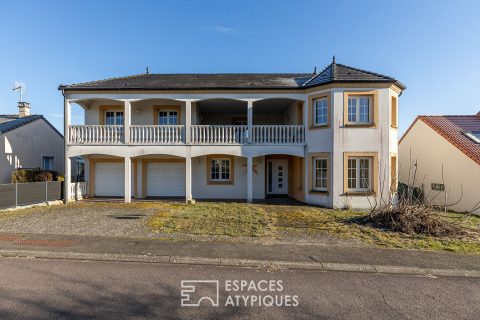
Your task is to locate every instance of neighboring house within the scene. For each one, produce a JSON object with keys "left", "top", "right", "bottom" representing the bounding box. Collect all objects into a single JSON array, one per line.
[
  {"left": 399, "top": 114, "right": 480, "bottom": 214},
  {"left": 0, "top": 102, "right": 64, "bottom": 183},
  {"left": 59, "top": 58, "right": 405, "bottom": 209}
]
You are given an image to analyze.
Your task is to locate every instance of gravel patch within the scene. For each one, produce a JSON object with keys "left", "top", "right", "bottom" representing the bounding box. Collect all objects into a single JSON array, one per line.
[{"left": 0, "top": 202, "right": 161, "bottom": 238}]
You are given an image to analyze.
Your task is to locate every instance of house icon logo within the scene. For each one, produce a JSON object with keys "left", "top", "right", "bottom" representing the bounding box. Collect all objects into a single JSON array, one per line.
[{"left": 181, "top": 280, "right": 220, "bottom": 307}]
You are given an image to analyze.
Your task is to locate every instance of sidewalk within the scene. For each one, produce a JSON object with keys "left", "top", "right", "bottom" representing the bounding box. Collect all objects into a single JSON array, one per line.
[{"left": 0, "top": 232, "right": 479, "bottom": 277}]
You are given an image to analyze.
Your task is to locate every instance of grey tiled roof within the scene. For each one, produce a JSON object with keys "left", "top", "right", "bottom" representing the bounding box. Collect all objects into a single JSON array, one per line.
[
  {"left": 59, "top": 61, "right": 405, "bottom": 91},
  {"left": 0, "top": 115, "right": 63, "bottom": 138}
]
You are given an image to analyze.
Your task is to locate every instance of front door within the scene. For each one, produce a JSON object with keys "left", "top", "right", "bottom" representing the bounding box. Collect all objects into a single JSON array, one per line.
[{"left": 267, "top": 159, "right": 288, "bottom": 194}]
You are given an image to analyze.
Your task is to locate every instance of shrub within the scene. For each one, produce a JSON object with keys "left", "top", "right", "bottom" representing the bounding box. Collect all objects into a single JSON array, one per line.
[
  {"left": 11, "top": 169, "right": 55, "bottom": 183},
  {"left": 366, "top": 204, "right": 463, "bottom": 237}
]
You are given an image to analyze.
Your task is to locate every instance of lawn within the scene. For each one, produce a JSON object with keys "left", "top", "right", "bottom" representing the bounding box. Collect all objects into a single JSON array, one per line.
[{"left": 148, "top": 202, "right": 480, "bottom": 254}]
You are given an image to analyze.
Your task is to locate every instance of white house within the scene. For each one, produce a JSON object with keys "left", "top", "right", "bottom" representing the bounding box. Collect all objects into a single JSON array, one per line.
[
  {"left": 399, "top": 114, "right": 480, "bottom": 214},
  {"left": 0, "top": 102, "right": 65, "bottom": 183},
  {"left": 60, "top": 59, "right": 405, "bottom": 209}
]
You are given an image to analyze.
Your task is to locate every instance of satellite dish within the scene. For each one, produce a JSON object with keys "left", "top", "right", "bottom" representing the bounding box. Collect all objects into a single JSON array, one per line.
[{"left": 12, "top": 81, "right": 27, "bottom": 102}]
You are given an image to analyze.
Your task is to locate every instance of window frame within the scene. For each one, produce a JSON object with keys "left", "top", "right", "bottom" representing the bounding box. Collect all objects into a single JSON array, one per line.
[
  {"left": 343, "top": 91, "right": 377, "bottom": 127},
  {"left": 309, "top": 92, "right": 331, "bottom": 129},
  {"left": 42, "top": 156, "right": 54, "bottom": 171},
  {"left": 157, "top": 110, "right": 179, "bottom": 125},
  {"left": 206, "top": 155, "right": 235, "bottom": 185},
  {"left": 343, "top": 152, "right": 378, "bottom": 195},
  {"left": 464, "top": 131, "right": 480, "bottom": 144},
  {"left": 154, "top": 105, "right": 182, "bottom": 125},
  {"left": 313, "top": 97, "right": 329, "bottom": 127},
  {"left": 313, "top": 157, "right": 328, "bottom": 192},
  {"left": 391, "top": 96, "right": 398, "bottom": 128}
]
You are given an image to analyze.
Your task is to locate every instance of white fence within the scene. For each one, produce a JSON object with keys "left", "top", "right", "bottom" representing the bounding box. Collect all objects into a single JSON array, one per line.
[
  {"left": 69, "top": 125, "right": 123, "bottom": 144},
  {"left": 68, "top": 125, "right": 305, "bottom": 145},
  {"left": 69, "top": 182, "right": 88, "bottom": 201},
  {"left": 252, "top": 125, "right": 305, "bottom": 144},
  {"left": 191, "top": 125, "right": 248, "bottom": 144},
  {"left": 130, "top": 125, "right": 184, "bottom": 144}
]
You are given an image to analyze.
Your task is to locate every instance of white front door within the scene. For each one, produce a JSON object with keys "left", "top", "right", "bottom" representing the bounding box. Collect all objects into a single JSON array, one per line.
[{"left": 267, "top": 159, "right": 288, "bottom": 194}]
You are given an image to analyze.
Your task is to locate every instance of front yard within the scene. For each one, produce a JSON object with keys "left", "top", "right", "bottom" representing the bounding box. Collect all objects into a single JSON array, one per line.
[
  {"left": 147, "top": 202, "right": 480, "bottom": 254},
  {"left": 1, "top": 201, "right": 479, "bottom": 254}
]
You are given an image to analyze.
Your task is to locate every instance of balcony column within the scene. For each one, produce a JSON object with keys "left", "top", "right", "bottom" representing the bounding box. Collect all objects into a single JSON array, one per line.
[
  {"left": 247, "top": 156, "right": 253, "bottom": 203},
  {"left": 124, "top": 157, "right": 131, "bottom": 203},
  {"left": 185, "top": 100, "right": 192, "bottom": 144},
  {"left": 124, "top": 100, "right": 131, "bottom": 144},
  {"left": 247, "top": 100, "right": 253, "bottom": 143},
  {"left": 185, "top": 156, "right": 192, "bottom": 202}
]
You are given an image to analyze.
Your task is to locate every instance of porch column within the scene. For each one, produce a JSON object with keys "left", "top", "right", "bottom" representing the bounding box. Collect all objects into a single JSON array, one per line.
[
  {"left": 185, "top": 100, "right": 192, "bottom": 144},
  {"left": 247, "top": 100, "right": 253, "bottom": 143},
  {"left": 63, "top": 98, "right": 71, "bottom": 204},
  {"left": 64, "top": 156, "right": 71, "bottom": 204},
  {"left": 247, "top": 156, "right": 253, "bottom": 203},
  {"left": 124, "top": 100, "right": 131, "bottom": 144},
  {"left": 64, "top": 99, "right": 71, "bottom": 145},
  {"left": 185, "top": 156, "right": 192, "bottom": 202},
  {"left": 124, "top": 157, "right": 131, "bottom": 203}
]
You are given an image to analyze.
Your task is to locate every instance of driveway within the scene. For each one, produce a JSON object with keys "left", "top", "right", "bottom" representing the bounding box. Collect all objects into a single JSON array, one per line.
[{"left": 0, "top": 202, "right": 162, "bottom": 238}]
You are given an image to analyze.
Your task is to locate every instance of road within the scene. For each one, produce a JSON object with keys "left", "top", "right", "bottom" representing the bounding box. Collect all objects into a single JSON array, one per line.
[{"left": 0, "top": 257, "right": 478, "bottom": 320}]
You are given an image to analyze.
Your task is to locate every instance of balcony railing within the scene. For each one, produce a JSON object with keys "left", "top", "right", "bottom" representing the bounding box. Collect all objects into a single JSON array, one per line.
[
  {"left": 130, "top": 125, "right": 185, "bottom": 144},
  {"left": 69, "top": 125, "right": 123, "bottom": 144},
  {"left": 252, "top": 125, "right": 305, "bottom": 144},
  {"left": 191, "top": 125, "right": 248, "bottom": 144},
  {"left": 68, "top": 125, "right": 305, "bottom": 145}
]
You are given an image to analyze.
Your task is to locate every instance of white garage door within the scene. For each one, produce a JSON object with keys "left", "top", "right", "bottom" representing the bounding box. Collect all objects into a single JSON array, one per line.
[
  {"left": 146, "top": 163, "right": 185, "bottom": 197},
  {"left": 94, "top": 163, "right": 124, "bottom": 197}
]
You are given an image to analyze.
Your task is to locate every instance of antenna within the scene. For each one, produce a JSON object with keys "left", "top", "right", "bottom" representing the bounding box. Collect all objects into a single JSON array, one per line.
[{"left": 12, "top": 81, "right": 27, "bottom": 102}]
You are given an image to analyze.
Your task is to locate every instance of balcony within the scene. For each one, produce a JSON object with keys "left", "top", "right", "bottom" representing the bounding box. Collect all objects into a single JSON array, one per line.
[{"left": 67, "top": 125, "right": 305, "bottom": 145}]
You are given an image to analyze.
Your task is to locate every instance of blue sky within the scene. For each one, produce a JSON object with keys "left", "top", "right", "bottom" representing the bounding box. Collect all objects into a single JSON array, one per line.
[{"left": 0, "top": 0, "right": 479, "bottom": 133}]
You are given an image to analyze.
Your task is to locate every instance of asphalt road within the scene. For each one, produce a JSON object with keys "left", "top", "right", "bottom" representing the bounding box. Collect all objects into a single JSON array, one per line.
[{"left": 0, "top": 258, "right": 478, "bottom": 320}]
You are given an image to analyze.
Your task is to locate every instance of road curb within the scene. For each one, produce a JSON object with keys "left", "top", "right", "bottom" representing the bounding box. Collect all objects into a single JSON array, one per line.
[{"left": 0, "top": 249, "right": 479, "bottom": 278}]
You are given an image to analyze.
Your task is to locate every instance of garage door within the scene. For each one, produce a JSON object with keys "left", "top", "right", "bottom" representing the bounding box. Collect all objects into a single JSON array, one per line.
[
  {"left": 94, "top": 163, "right": 124, "bottom": 197},
  {"left": 146, "top": 163, "right": 185, "bottom": 197}
]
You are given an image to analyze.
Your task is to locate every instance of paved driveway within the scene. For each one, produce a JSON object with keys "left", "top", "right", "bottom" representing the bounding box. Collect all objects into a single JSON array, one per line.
[{"left": 0, "top": 202, "right": 162, "bottom": 238}]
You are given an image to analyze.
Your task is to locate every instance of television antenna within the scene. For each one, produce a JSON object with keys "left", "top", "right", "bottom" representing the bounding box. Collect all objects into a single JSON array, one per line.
[{"left": 12, "top": 81, "right": 27, "bottom": 102}]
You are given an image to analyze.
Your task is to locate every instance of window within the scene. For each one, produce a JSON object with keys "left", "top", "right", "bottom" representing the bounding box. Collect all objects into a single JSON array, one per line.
[
  {"left": 210, "top": 158, "right": 231, "bottom": 182},
  {"left": 390, "top": 155, "right": 397, "bottom": 191},
  {"left": 158, "top": 111, "right": 178, "bottom": 125},
  {"left": 313, "top": 158, "right": 328, "bottom": 191},
  {"left": 105, "top": 111, "right": 123, "bottom": 125},
  {"left": 314, "top": 97, "right": 328, "bottom": 126},
  {"left": 391, "top": 96, "right": 398, "bottom": 128},
  {"left": 42, "top": 156, "right": 54, "bottom": 171},
  {"left": 343, "top": 91, "right": 376, "bottom": 126},
  {"left": 347, "top": 157, "right": 371, "bottom": 191},
  {"left": 76, "top": 161, "right": 85, "bottom": 182},
  {"left": 464, "top": 131, "right": 480, "bottom": 143},
  {"left": 348, "top": 96, "right": 371, "bottom": 124}
]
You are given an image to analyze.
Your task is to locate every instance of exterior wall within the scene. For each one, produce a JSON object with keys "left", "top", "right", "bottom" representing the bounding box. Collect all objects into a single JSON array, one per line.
[
  {"left": 0, "top": 120, "right": 64, "bottom": 183},
  {"left": 192, "top": 155, "right": 265, "bottom": 199},
  {"left": 304, "top": 87, "right": 397, "bottom": 209},
  {"left": 84, "top": 100, "right": 185, "bottom": 125},
  {"left": 399, "top": 120, "right": 480, "bottom": 214}
]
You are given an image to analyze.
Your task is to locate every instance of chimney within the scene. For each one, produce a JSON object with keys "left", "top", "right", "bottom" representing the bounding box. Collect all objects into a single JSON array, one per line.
[{"left": 18, "top": 102, "right": 30, "bottom": 118}]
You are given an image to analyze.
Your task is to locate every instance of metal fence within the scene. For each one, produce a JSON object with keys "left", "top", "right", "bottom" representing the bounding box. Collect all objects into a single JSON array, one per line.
[{"left": 0, "top": 181, "right": 62, "bottom": 210}]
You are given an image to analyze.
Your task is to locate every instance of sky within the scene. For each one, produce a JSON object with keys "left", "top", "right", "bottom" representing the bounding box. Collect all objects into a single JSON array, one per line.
[{"left": 0, "top": 0, "right": 479, "bottom": 134}]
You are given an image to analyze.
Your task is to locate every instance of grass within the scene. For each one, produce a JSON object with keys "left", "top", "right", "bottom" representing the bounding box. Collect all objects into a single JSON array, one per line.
[{"left": 148, "top": 202, "right": 480, "bottom": 254}]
